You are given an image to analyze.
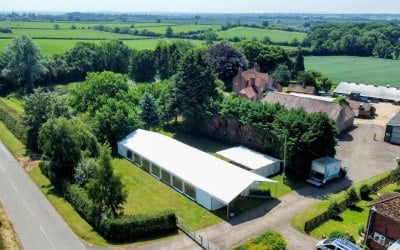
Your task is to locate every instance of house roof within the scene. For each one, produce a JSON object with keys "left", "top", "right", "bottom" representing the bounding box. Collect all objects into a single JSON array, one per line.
[
  {"left": 287, "top": 84, "right": 316, "bottom": 95},
  {"left": 289, "top": 92, "right": 335, "bottom": 102},
  {"left": 368, "top": 192, "right": 400, "bottom": 223},
  {"left": 118, "top": 129, "right": 275, "bottom": 205},
  {"left": 387, "top": 112, "right": 400, "bottom": 127},
  {"left": 334, "top": 82, "right": 400, "bottom": 102},
  {"left": 217, "top": 146, "right": 280, "bottom": 171},
  {"left": 239, "top": 86, "right": 258, "bottom": 99},
  {"left": 233, "top": 68, "right": 273, "bottom": 88},
  {"left": 262, "top": 92, "right": 352, "bottom": 123}
]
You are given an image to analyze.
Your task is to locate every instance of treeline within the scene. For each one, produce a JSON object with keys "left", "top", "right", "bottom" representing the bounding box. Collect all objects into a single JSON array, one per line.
[{"left": 304, "top": 22, "right": 400, "bottom": 58}]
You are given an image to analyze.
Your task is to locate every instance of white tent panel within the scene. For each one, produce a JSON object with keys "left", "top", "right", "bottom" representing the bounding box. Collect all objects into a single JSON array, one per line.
[
  {"left": 217, "top": 146, "right": 280, "bottom": 177},
  {"left": 118, "top": 129, "right": 275, "bottom": 208}
]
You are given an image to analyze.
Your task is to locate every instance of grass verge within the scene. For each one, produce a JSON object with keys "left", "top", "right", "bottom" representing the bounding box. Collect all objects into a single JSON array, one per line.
[
  {"left": 291, "top": 172, "right": 392, "bottom": 233},
  {"left": 0, "top": 121, "right": 25, "bottom": 158}
]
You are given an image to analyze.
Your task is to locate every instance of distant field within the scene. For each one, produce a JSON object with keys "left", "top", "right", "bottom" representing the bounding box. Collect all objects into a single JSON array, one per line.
[
  {"left": 0, "top": 21, "right": 173, "bottom": 29},
  {"left": 137, "top": 24, "right": 221, "bottom": 34},
  {"left": 305, "top": 56, "right": 400, "bottom": 86},
  {"left": 217, "top": 27, "right": 306, "bottom": 42}
]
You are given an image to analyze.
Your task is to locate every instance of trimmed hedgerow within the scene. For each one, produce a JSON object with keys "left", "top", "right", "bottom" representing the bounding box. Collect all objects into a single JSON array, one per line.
[{"left": 0, "top": 100, "right": 27, "bottom": 144}]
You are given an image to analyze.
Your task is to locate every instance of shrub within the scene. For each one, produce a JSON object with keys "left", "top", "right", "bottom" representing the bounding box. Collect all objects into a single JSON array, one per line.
[
  {"left": 98, "top": 210, "right": 177, "bottom": 241},
  {"left": 65, "top": 184, "right": 97, "bottom": 225},
  {"left": 327, "top": 201, "right": 341, "bottom": 219},
  {"left": 345, "top": 188, "right": 360, "bottom": 207},
  {"left": 234, "top": 230, "right": 286, "bottom": 250},
  {"left": 0, "top": 100, "right": 27, "bottom": 144},
  {"left": 329, "top": 230, "right": 356, "bottom": 243},
  {"left": 359, "top": 184, "right": 372, "bottom": 200}
]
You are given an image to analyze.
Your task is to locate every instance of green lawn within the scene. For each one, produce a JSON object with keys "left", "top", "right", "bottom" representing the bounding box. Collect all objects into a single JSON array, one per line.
[
  {"left": 305, "top": 56, "right": 400, "bottom": 86},
  {"left": 217, "top": 27, "right": 306, "bottom": 42},
  {"left": 309, "top": 184, "right": 400, "bottom": 242},
  {"left": 0, "top": 96, "right": 24, "bottom": 114},
  {"left": 291, "top": 172, "right": 392, "bottom": 233},
  {"left": 0, "top": 121, "right": 25, "bottom": 158}
]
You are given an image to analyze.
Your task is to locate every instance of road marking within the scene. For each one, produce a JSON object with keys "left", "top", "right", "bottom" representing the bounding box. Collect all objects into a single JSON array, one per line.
[
  {"left": 0, "top": 165, "right": 5, "bottom": 173},
  {"left": 21, "top": 198, "right": 34, "bottom": 217},
  {"left": 7, "top": 177, "right": 18, "bottom": 192},
  {"left": 39, "top": 226, "right": 56, "bottom": 250}
]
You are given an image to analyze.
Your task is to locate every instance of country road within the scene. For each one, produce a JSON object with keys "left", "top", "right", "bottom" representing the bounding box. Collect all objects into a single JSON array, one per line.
[{"left": 0, "top": 141, "right": 86, "bottom": 250}]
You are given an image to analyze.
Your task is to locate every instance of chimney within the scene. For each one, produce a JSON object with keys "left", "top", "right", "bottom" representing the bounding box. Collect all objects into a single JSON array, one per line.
[{"left": 254, "top": 63, "right": 260, "bottom": 72}]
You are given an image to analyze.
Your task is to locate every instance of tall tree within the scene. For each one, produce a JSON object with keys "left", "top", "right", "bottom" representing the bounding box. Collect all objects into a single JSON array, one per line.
[
  {"left": 296, "top": 71, "right": 317, "bottom": 88},
  {"left": 293, "top": 48, "right": 305, "bottom": 76},
  {"left": 24, "top": 88, "right": 70, "bottom": 152},
  {"left": 1, "top": 35, "right": 43, "bottom": 93},
  {"left": 165, "top": 26, "right": 174, "bottom": 38},
  {"left": 206, "top": 43, "right": 248, "bottom": 90},
  {"left": 174, "top": 49, "right": 221, "bottom": 128},
  {"left": 129, "top": 50, "right": 155, "bottom": 83},
  {"left": 88, "top": 143, "right": 127, "bottom": 217},
  {"left": 272, "top": 64, "right": 291, "bottom": 87},
  {"left": 66, "top": 42, "right": 103, "bottom": 80},
  {"left": 139, "top": 92, "right": 160, "bottom": 129},
  {"left": 99, "top": 40, "right": 131, "bottom": 73}
]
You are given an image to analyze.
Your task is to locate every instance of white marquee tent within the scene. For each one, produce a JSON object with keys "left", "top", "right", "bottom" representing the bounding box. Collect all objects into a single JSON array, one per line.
[
  {"left": 118, "top": 129, "right": 276, "bottom": 213},
  {"left": 217, "top": 146, "right": 280, "bottom": 177}
]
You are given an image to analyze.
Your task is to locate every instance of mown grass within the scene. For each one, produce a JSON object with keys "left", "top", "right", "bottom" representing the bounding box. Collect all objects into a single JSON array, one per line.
[
  {"left": 309, "top": 183, "right": 400, "bottom": 242},
  {"left": 305, "top": 56, "right": 400, "bottom": 86},
  {"left": 217, "top": 27, "right": 306, "bottom": 42},
  {"left": 291, "top": 172, "right": 392, "bottom": 233},
  {"left": 0, "top": 96, "right": 24, "bottom": 114},
  {"left": 0, "top": 121, "right": 25, "bottom": 158}
]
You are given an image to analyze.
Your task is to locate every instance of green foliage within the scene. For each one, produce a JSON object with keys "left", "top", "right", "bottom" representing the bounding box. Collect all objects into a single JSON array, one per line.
[
  {"left": 174, "top": 49, "right": 222, "bottom": 128},
  {"left": 65, "top": 184, "right": 97, "bottom": 224},
  {"left": 393, "top": 164, "right": 400, "bottom": 185},
  {"left": 327, "top": 201, "right": 341, "bottom": 219},
  {"left": 1, "top": 35, "right": 43, "bottom": 92},
  {"left": 69, "top": 71, "right": 129, "bottom": 114},
  {"left": 203, "top": 29, "right": 218, "bottom": 45},
  {"left": 165, "top": 26, "right": 173, "bottom": 38},
  {"left": 332, "top": 96, "right": 349, "bottom": 105},
  {"left": 38, "top": 117, "right": 81, "bottom": 178},
  {"left": 296, "top": 71, "right": 317, "bottom": 88},
  {"left": 328, "top": 231, "right": 356, "bottom": 243},
  {"left": 74, "top": 157, "right": 98, "bottom": 187},
  {"left": 158, "top": 80, "right": 179, "bottom": 123},
  {"left": 91, "top": 98, "right": 140, "bottom": 146},
  {"left": 359, "top": 184, "right": 372, "bottom": 200},
  {"left": 88, "top": 144, "right": 127, "bottom": 217},
  {"left": 345, "top": 188, "right": 360, "bottom": 208},
  {"left": 24, "top": 88, "right": 70, "bottom": 152},
  {"left": 139, "top": 92, "right": 160, "bottom": 129},
  {"left": 234, "top": 230, "right": 286, "bottom": 250},
  {"left": 66, "top": 42, "right": 103, "bottom": 79},
  {"left": 272, "top": 64, "right": 291, "bottom": 86},
  {"left": 0, "top": 100, "right": 27, "bottom": 144},
  {"left": 98, "top": 211, "right": 177, "bottom": 241},
  {"left": 293, "top": 49, "right": 304, "bottom": 76},
  {"left": 130, "top": 49, "right": 155, "bottom": 83},
  {"left": 99, "top": 39, "right": 131, "bottom": 74}
]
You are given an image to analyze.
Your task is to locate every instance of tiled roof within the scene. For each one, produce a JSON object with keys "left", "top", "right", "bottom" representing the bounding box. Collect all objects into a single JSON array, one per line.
[
  {"left": 232, "top": 68, "right": 273, "bottom": 88},
  {"left": 287, "top": 84, "right": 316, "bottom": 95},
  {"left": 368, "top": 192, "right": 400, "bottom": 223},
  {"left": 239, "top": 86, "right": 258, "bottom": 99}
]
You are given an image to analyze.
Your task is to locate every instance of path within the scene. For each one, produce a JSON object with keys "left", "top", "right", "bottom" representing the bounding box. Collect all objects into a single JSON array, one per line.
[{"left": 0, "top": 141, "right": 86, "bottom": 250}]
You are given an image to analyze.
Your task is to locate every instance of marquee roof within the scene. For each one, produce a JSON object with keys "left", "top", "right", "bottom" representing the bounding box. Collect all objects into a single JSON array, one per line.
[{"left": 118, "top": 129, "right": 275, "bottom": 205}]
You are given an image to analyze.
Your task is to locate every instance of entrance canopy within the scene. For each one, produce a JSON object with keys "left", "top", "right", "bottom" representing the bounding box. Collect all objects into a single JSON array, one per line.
[{"left": 118, "top": 129, "right": 276, "bottom": 205}]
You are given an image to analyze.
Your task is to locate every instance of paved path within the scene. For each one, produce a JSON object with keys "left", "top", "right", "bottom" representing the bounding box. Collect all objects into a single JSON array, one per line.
[{"left": 0, "top": 141, "right": 86, "bottom": 250}]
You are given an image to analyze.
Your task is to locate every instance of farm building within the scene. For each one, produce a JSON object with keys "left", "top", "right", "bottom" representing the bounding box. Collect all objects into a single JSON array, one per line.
[
  {"left": 287, "top": 84, "right": 317, "bottom": 95},
  {"left": 217, "top": 146, "right": 280, "bottom": 177},
  {"left": 262, "top": 92, "right": 354, "bottom": 132},
  {"left": 384, "top": 112, "right": 400, "bottom": 145},
  {"left": 334, "top": 82, "right": 400, "bottom": 102},
  {"left": 117, "top": 129, "right": 277, "bottom": 212}
]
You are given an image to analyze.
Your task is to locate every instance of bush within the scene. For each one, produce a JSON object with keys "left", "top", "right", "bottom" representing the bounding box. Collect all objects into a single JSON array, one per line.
[
  {"left": 329, "top": 230, "right": 356, "bottom": 243},
  {"left": 327, "top": 201, "right": 341, "bottom": 219},
  {"left": 359, "top": 184, "right": 372, "bottom": 200},
  {"left": 98, "top": 210, "right": 177, "bottom": 241},
  {"left": 345, "top": 188, "right": 360, "bottom": 208},
  {"left": 65, "top": 184, "right": 97, "bottom": 224},
  {"left": 0, "top": 101, "right": 27, "bottom": 144},
  {"left": 234, "top": 230, "right": 286, "bottom": 250},
  {"left": 249, "top": 189, "right": 271, "bottom": 197}
]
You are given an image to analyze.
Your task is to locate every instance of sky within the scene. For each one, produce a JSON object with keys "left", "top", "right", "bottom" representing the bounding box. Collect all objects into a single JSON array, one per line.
[{"left": 0, "top": 0, "right": 400, "bottom": 14}]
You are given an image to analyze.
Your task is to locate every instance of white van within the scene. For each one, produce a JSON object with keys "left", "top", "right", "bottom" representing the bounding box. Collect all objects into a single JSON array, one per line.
[{"left": 316, "top": 238, "right": 362, "bottom": 250}]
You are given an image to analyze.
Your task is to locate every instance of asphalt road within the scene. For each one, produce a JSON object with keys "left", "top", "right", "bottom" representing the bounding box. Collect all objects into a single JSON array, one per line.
[{"left": 0, "top": 141, "right": 86, "bottom": 250}]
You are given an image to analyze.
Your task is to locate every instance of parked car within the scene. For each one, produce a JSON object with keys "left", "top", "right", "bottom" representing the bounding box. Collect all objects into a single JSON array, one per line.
[{"left": 316, "top": 238, "right": 362, "bottom": 250}]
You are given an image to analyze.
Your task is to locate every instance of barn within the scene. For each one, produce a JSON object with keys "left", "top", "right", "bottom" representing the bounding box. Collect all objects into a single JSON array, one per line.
[
  {"left": 385, "top": 112, "right": 400, "bottom": 145},
  {"left": 117, "top": 129, "right": 276, "bottom": 212},
  {"left": 217, "top": 146, "right": 280, "bottom": 177}
]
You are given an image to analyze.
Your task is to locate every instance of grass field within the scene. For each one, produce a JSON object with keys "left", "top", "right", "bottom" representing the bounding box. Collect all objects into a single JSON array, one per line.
[
  {"left": 136, "top": 24, "right": 220, "bottom": 34},
  {"left": 305, "top": 56, "right": 400, "bottom": 86},
  {"left": 0, "top": 121, "right": 25, "bottom": 158},
  {"left": 217, "top": 27, "right": 306, "bottom": 42}
]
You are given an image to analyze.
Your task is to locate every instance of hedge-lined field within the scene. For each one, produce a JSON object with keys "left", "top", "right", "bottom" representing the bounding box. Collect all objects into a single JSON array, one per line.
[
  {"left": 305, "top": 56, "right": 400, "bottom": 86},
  {"left": 217, "top": 27, "right": 307, "bottom": 42}
]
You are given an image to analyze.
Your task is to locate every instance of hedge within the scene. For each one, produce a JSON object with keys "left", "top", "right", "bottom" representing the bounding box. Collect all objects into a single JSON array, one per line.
[
  {"left": 64, "top": 183, "right": 177, "bottom": 242},
  {"left": 0, "top": 100, "right": 27, "bottom": 144},
  {"left": 98, "top": 211, "right": 177, "bottom": 241}
]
